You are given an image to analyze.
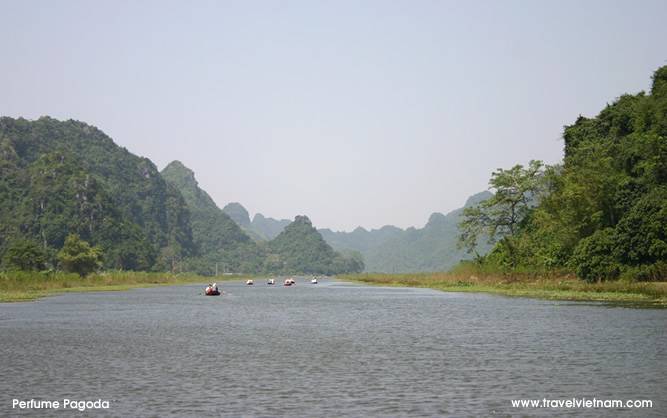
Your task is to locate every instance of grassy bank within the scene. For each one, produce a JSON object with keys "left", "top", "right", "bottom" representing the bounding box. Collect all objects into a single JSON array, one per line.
[
  {"left": 0, "top": 271, "right": 247, "bottom": 302},
  {"left": 339, "top": 267, "right": 667, "bottom": 307}
]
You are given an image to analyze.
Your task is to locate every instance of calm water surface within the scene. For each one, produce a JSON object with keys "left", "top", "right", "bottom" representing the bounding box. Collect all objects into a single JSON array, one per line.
[{"left": 1, "top": 279, "right": 665, "bottom": 417}]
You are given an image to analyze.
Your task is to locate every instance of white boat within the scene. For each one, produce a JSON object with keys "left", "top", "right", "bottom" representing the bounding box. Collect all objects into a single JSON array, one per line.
[
  {"left": 267, "top": 278, "right": 275, "bottom": 285},
  {"left": 311, "top": 278, "right": 318, "bottom": 284},
  {"left": 246, "top": 279, "right": 254, "bottom": 285}
]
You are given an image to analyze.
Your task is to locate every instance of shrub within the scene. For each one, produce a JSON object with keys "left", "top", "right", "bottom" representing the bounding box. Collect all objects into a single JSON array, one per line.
[
  {"left": 3, "top": 239, "right": 47, "bottom": 271},
  {"left": 570, "top": 228, "right": 621, "bottom": 282},
  {"left": 619, "top": 261, "right": 667, "bottom": 282},
  {"left": 57, "top": 234, "right": 103, "bottom": 277}
]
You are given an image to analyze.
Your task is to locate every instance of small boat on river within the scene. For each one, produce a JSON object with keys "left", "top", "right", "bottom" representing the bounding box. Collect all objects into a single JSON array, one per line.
[
  {"left": 246, "top": 279, "right": 254, "bottom": 285},
  {"left": 205, "top": 285, "right": 221, "bottom": 296},
  {"left": 267, "top": 278, "right": 275, "bottom": 285},
  {"left": 311, "top": 277, "right": 318, "bottom": 284}
]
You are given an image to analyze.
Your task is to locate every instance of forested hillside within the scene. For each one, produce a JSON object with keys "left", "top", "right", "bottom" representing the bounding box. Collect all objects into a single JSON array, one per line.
[
  {"left": 363, "top": 192, "right": 492, "bottom": 272},
  {"left": 268, "top": 216, "right": 364, "bottom": 274},
  {"left": 221, "top": 202, "right": 265, "bottom": 241},
  {"left": 0, "top": 120, "right": 363, "bottom": 276},
  {"left": 161, "top": 161, "right": 266, "bottom": 274},
  {"left": 319, "top": 225, "right": 403, "bottom": 257},
  {"left": 317, "top": 192, "right": 492, "bottom": 273},
  {"left": 251, "top": 213, "right": 291, "bottom": 240},
  {"left": 462, "top": 66, "right": 667, "bottom": 281},
  {"left": 222, "top": 201, "right": 291, "bottom": 241},
  {"left": 162, "top": 161, "right": 363, "bottom": 275},
  {"left": 221, "top": 192, "right": 492, "bottom": 273},
  {"left": 0, "top": 117, "right": 194, "bottom": 271}
]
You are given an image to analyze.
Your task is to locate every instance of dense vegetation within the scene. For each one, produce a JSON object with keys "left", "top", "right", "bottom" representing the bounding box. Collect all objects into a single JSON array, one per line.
[
  {"left": 461, "top": 66, "right": 667, "bottom": 282},
  {"left": 341, "top": 269, "right": 667, "bottom": 306},
  {"left": 3, "top": 66, "right": 664, "bottom": 283},
  {"left": 0, "top": 120, "right": 361, "bottom": 276},
  {"left": 161, "top": 161, "right": 266, "bottom": 274},
  {"left": 0, "top": 117, "right": 194, "bottom": 271}
]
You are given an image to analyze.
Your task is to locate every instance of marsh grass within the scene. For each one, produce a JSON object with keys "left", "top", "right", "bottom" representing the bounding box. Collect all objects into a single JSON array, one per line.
[
  {"left": 0, "top": 271, "right": 247, "bottom": 302},
  {"left": 339, "top": 265, "right": 667, "bottom": 307}
]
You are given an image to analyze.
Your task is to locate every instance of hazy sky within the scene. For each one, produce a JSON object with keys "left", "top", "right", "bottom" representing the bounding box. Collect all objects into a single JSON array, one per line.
[{"left": 2, "top": 1, "right": 666, "bottom": 231}]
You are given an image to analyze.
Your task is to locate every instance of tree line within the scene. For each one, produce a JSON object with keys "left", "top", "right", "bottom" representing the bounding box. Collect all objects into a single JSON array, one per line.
[{"left": 460, "top": 66, "right": 667, "bottom": 282}]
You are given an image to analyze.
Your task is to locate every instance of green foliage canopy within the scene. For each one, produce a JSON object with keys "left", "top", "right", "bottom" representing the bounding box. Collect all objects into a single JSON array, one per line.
[
  {"left": 466, "top": 66, "right": 667, "bottom": 282},
  {"left": 459, "top": 160, "right": 546, "bottom": 266},
  {"left": 3, "top": 240, "right": 47, "bottom": 271},
  {"left": 57, "top": 234, "right": 103, "bottom": 276}
]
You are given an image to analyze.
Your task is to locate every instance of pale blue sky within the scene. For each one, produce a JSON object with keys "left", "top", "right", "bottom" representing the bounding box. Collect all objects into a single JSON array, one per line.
[{"left": 2, "top": 0, "right": 666, "bottom": 230}]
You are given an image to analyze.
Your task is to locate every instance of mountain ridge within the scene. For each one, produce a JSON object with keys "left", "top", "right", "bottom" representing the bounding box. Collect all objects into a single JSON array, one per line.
[
  {"left": 162, "top": 160, "right": 363, "bottom": 275},
  {"left": 220, "top": 192, "right": 493, "bottom": 273},
  {"left": 0, "top": 117, "right": 195, "bottom": 271}
]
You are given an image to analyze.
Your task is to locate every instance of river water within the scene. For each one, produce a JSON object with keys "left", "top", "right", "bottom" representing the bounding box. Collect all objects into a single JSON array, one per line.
[{"left": 0, "top": 279, "right": 665, "bottom": 417}]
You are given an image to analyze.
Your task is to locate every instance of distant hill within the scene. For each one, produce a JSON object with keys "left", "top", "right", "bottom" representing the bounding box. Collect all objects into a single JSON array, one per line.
[
  {"left": 319, "top": 225, "right": 403, "bottom": 255},
  {"left": 363, "top": 191, "right": 492, "bottom": 272},
  {"left": 0, "top": 117, "right": 488, "bottom": 276},
  {"left": 222, "top": 202, "right": 251, "bottom": 228},
  {"left": 0, "top": 116, "right": 195, "bottom": 271},
  {"left": 161, "top": 161, "right": 265, "bottom": 274},
  {"left": 162, "top": 161, "right": 362, "bottom": 275},
  {"left": 268, "top": 216, "right": 364, "bottom": 274},
  {"left": 221, "top": 201, "right": 290, "bottom": 240},
  {"left": 251, "top": 213, "right": 291, "bottom": 240},
  {"left": 221, "top": 202, "right": 266, "bottom": 241},
  {"left": 223, "top": 192, "right": 493, "bottom": 273},
  {"left": 318, "top": 191, "right": 493, "bottom": 273}
]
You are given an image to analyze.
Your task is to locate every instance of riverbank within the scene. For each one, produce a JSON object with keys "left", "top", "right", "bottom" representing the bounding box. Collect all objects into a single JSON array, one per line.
[
  {"left": 339, "top": 270, "right": 667, "bottom": 307},
  {"left": 0, "top": 271, "right": 247, "bottom": 302}
]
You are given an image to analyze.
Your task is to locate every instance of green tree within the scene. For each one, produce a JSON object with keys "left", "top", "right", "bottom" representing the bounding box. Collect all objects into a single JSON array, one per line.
[
  {"left": 570, "top": 228, "right": 620, "bottom": 282},
  {"left": 459, "top": 160, "right": 546, "bottom": 266},
  {"left": 3, "top": 239, "right": 47, "bottom": 271},
  {"left": 465, "top": 66, "right": 667, "bottom": 280},
  {"left": 57, "top": 234, "right": 103, "bottom": 276}
]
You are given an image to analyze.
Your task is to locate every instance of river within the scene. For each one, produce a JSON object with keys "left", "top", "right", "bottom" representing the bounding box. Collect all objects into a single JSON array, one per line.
[{"left": 1, "top": 279, "right": 665, "bottom": 416}]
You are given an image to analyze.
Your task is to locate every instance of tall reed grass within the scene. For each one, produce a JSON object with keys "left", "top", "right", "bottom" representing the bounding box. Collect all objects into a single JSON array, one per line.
[
  {"left": 340, "top": 265, "right": 667, "bottom": 306},
  {"left": 0, "top": 271, "right": 245, "bottom": 302}
]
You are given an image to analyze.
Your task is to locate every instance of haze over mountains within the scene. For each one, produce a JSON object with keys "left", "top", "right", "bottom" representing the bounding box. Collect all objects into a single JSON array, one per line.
[
  {"left": 322, "top": 191, "right": 492, "bottom": 272},
  {"left": 0, "top": 116, "right": 490, "bottom": 274},
  {"left": 212, "top": 185, "right": 493, "bottom": 273},
  {"left": 160, "top": 160, "right": 362, "bottom": 275},
  {"left": 0, "top": 117, "right": 362, "bottom": 275}
]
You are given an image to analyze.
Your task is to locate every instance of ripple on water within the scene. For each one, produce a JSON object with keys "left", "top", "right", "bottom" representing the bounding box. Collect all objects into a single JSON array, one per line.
[{"left": 0, "top": 280, "right": 665, "bottom": 417}]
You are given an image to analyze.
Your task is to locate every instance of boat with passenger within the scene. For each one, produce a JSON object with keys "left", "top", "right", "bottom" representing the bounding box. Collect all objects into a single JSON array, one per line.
[
  {"left": 246, "top": 279, "right": 254, "bottom": 285},
  {"left": 267, "top": 278, "right": 275, "bottom": 285},
  {"left": 205, "top": 283, "right": 221, "bottom": 296}
]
